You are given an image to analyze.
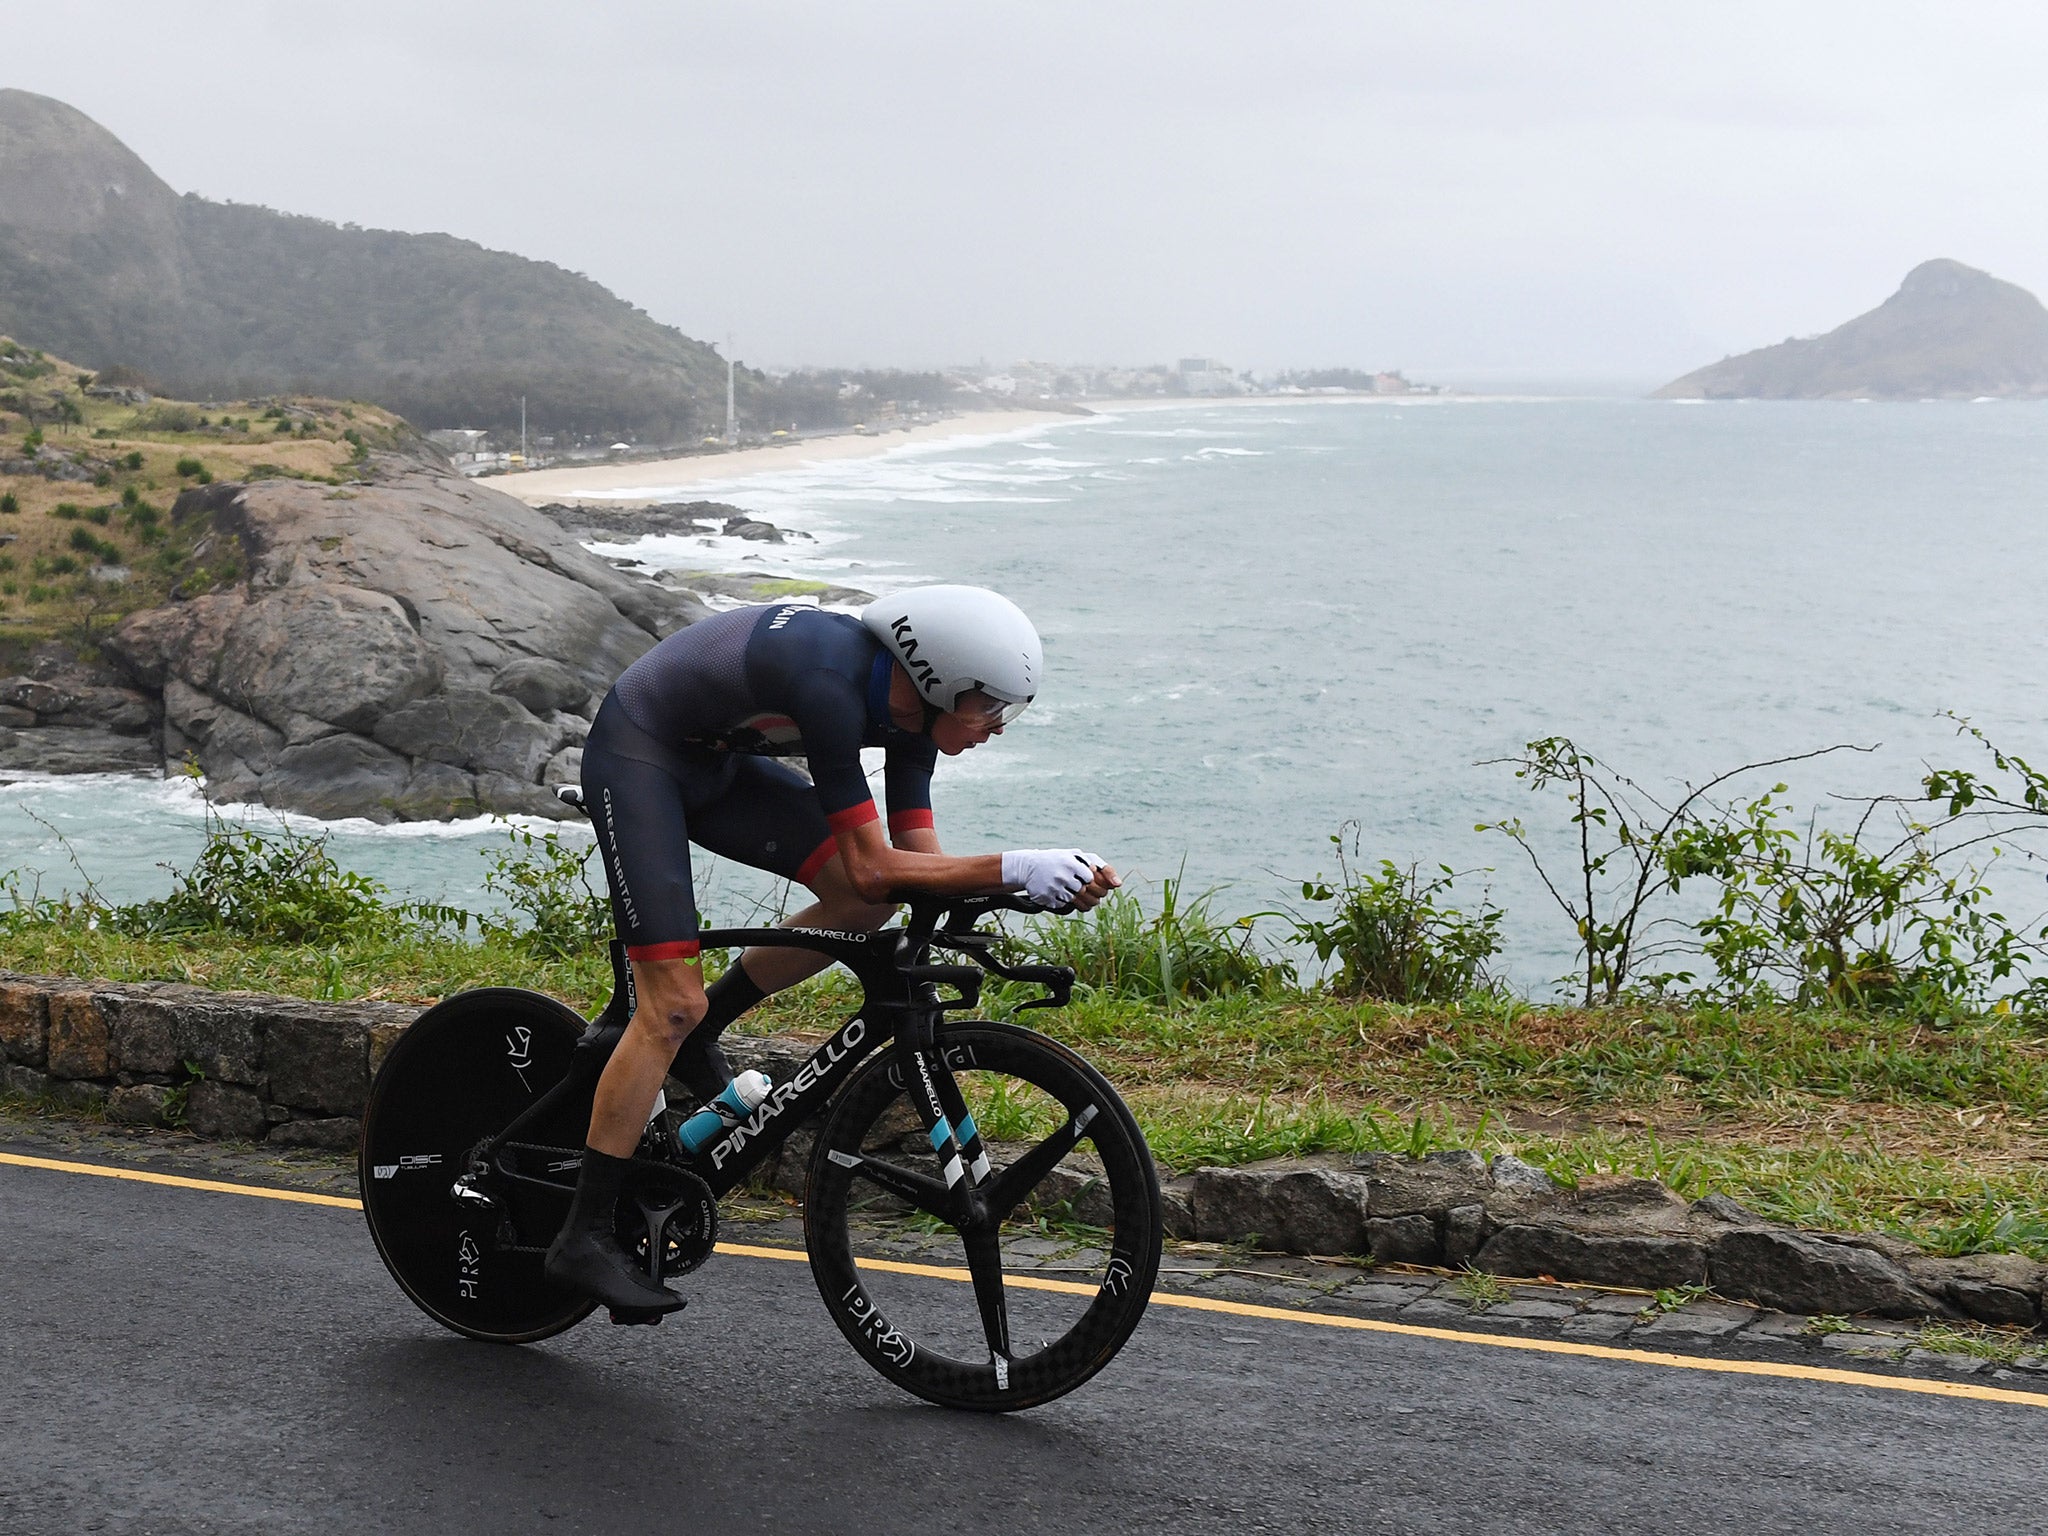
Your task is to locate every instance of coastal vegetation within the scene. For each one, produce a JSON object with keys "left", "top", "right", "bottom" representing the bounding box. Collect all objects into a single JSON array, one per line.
[
  {"left": 5, "top": 719, "right": 2047, "bottom": 1260},
  {"left": 0, "top": 334, "right": 409, "bottom": 654}
]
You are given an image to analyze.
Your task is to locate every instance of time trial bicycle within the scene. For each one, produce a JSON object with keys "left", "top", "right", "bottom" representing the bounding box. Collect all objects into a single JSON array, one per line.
[{"left": 359, "top": 845, "right": 1163, "bottom": 1412}]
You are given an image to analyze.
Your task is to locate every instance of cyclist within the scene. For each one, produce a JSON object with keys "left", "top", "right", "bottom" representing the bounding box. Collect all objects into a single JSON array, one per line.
[{"left": 546, "top": 584, "right": 1120, "bottom": 1313}]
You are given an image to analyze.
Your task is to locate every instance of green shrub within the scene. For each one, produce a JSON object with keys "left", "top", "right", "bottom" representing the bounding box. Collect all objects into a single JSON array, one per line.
[
  {"left": 34, "top": 554, "right": 78, "bottom": 576},
  {"left": 1291, "top": 832, "right": 1502, "bottom": 1002},
  {"left": 85, "top": 505, "right": 110, "bottom": 525},
  {"left": 175, "top": 456, "right": 204, "bottom": 478},
  {"left": 0, "top": 494, "right": 16, "bottom": 514},
  {"left": 112, "top": 815, "right": 398, "bottom": 944},
  {"left": 123, "top": 451, "right": 143, "bottom": 470},
  {"left": 135, "top": 404, "right": 198, "bottom": 433},
  {"left": 22, "top": 428, "right": 42, "bottom": 453},
  {"left": 93, "top": 469, "right": 112, "bottom": 488},
  {"left": 66, "top": 527, "right": 120, "bottom": 562},
  {"left": 49, "top": 502, "right": 80, "bottom": 520},
  {"left": 0, "top": 555, "right": 15, "bottom": 574},
  {"left": 1016, "top": 876, "right": 1289, "bottom": 1002},
  {"left": 479, "top": 825, "right": 611, "bottom": 960},
  {"left": 24, "top": 583, "right": 52, "bottom": 602}
]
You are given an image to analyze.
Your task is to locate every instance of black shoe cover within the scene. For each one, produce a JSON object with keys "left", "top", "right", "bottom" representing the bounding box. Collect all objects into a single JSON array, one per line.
[{"left": 544, "top": 1228, "right": 686, "bottom": 1314}]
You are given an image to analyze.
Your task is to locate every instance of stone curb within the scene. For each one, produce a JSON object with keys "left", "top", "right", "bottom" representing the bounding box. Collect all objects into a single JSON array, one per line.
[{"left": 0, "top": 970, "right": 2036, "bottom": 1329}]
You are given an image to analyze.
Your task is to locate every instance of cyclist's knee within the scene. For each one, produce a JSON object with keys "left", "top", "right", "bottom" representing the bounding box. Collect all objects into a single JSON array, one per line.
[
  {"left": 633, "top": 994, "right": 707, "bottom": 1051},
  {"left": 626, "top": 961, "right": 709, "bottom": 1049}
]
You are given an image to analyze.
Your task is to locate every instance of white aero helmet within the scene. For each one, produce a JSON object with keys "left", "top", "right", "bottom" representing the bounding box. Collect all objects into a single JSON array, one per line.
[{"left": 861, "top": 584, "right": 1042, "bottom": 722}]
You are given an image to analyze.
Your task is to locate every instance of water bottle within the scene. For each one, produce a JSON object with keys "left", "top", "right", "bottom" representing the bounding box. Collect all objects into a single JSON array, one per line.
[{"left": 676, "top": 1069, "right": 773, "bottom": 1155}]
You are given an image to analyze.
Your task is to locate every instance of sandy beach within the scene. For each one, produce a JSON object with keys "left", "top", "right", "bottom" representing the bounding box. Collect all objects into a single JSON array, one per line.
[{"left": 484, "top": 408, "right": 1080, "bottom": 505}]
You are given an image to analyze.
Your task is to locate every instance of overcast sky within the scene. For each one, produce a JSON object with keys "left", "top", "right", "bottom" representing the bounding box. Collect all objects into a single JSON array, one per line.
[{"left": 9, "top": 1, "right": 2048, "bottom": 381}]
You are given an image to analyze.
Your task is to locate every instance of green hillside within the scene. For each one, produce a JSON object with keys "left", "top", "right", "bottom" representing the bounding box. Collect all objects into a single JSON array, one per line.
[{"left": 0, "top": 89, "right": 727, "bottom": 441}]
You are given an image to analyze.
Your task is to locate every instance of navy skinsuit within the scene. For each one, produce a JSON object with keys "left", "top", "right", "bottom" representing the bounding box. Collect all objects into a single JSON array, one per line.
[{"left": 582, "top": 604, "right": 938, "bottom": 959}]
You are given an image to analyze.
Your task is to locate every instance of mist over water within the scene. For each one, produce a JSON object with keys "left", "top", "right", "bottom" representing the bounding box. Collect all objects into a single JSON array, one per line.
[{"left": 10, "top": 397, "right": 2046, "bottom": 989}]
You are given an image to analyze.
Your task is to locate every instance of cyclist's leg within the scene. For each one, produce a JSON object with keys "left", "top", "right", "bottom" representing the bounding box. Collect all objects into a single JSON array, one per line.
[
  {"left": 548, "top": 700, "right": 723, "bottom": 1311},
  {"left": 688, "top": 754, "right": 899, "bottom": 997}
]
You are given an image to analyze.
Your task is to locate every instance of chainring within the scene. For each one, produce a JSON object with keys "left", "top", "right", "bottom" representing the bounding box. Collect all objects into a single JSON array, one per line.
[{"left": 614, "top": 1162, "right": 719, "bottom": 1283}]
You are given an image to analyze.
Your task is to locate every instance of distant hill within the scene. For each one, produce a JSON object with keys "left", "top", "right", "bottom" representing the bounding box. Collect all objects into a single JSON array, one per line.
[
  {"left": 1655, "top": 260, "right": 2048, "bottom": 401},
  {"left": 0, "top": 89, "right": 728, "bottom": 440}
]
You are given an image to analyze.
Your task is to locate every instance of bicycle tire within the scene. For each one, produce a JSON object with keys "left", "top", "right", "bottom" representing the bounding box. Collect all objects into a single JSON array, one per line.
[
  {"left": 804, "top": 1020, "right": 1162, "bottom": 1411},
  {"left": 359, "top": 987, "right": 598, "bottom": 1344}
]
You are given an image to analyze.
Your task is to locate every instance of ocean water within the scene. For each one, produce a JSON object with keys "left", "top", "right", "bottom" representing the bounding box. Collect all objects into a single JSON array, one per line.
[{"left": 10, "top": 397, "right": 2047, "bottom": 988}]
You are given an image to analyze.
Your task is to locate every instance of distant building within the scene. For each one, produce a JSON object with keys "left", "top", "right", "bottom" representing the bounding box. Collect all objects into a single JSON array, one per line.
[{"left": 1177, "top": 357, "right": 1243, "bottom": 396}]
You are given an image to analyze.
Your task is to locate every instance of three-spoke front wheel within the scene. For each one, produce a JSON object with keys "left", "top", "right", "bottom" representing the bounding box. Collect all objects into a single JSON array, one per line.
[{"left": 804, "top": 1021, "right": 1163, "bottom": 1411}]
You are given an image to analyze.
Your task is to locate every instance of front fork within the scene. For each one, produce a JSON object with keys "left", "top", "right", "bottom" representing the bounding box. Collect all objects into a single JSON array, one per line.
[{"left": 895, "top": 982, "right": 994, "bottom": 1202}]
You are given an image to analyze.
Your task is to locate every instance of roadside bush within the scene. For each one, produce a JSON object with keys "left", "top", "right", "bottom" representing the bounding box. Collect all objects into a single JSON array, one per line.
[
  {"left": 1291, "top": 825, "right": 1502, "bottom": 1002},
  {"left": 1017, "top": 876, "right": 1289, "bottom": 1002},
  {"left": 111, "top": 814, "right": 398, "bottom": 944},
  {"left": 479, "top": 824, "right": 611, "bottom": 960}
]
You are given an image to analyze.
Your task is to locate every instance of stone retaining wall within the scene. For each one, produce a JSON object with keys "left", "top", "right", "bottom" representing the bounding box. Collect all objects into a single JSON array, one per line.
[{"left": 2, "top": 969, "right": 2040, "bottom": 1329}]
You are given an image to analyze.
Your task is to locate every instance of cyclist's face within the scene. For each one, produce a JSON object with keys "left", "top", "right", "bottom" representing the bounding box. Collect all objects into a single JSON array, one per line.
[{"left": 932, "top": 691, "right": 1010, "bottom": 755}]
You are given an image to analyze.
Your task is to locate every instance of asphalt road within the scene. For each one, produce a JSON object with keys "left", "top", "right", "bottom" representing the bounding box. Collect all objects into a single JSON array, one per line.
[{"left": 2, "top": 1157, "right": 2044, "bottom": 1536}]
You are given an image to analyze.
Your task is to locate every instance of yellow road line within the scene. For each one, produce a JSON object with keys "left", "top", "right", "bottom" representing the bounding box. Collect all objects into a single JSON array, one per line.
[
  {"left": 0, "top": 1151, "right": 363, "bottom": 1209},
  {"left": 8, "top": 1152, "right": 2044, "bottom": 1410}
]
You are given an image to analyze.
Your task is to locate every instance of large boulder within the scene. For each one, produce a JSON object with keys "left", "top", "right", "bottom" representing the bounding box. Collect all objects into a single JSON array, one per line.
[
  {"left": 373, "top": 689, "right": 562, "bottom": 782},
  {"left": 490, "top": 657, "right": 589, "bottom": 716},
  {"left": 103, "top": 471, "right": 707, "bottom": 821},
  {"left": 215, "top": 584, "right": 442, "bottom": 733}
]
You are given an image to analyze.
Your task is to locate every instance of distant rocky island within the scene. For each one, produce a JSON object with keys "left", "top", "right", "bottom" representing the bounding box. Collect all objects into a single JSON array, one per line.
[{"left": 1656, "top": 259, "right": 2048, "bottom": 401}]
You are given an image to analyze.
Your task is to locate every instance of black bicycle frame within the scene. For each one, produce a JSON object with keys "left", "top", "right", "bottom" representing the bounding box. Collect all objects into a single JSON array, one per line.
[{"left": 474, "top": 895, "right": 1070, "bottom": 1211}]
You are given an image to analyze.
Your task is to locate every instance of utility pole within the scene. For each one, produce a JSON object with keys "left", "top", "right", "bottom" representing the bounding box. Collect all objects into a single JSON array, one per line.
[
  {"left": 725, "top": 335, "right": 737, "bottom": 446},
  {"left": 519, "top": 395, "right": 527, "bottom": 464}
]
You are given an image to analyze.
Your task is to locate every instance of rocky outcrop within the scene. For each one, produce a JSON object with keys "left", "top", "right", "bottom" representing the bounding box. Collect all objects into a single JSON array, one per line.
[
  {"left": 0, "top": 644, "right": 159, "bottom": 773},
  {"left": 99, "top": 472, "right": 711, "bottom": 821}
]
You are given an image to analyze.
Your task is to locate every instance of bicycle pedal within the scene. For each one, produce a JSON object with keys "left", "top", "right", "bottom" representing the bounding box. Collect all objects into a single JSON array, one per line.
[{"left": 607, "top": 1302, "right": 679, "bottom": 1327}]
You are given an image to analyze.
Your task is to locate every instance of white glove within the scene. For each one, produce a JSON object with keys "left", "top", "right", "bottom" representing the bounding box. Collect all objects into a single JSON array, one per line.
[{"left": 1001, "top": 848, "right": 1104, "bottom": 909}]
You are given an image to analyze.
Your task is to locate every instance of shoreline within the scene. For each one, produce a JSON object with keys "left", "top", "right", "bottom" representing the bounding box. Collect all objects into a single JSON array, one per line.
[
  {"left": 482, "top": 391, "right": 1451, "bottom": 506},
  {"left": 485, "top": 408, "right": 1081, "bottom": 505}
]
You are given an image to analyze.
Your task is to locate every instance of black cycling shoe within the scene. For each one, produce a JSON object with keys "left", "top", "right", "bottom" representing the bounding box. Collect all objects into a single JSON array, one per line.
[
  {"left": 544, "top": 1228, "right": 687, "bottom": 1315},
  {"left": 607, "top": 1305, "right": 676, "bottom": 1326}
]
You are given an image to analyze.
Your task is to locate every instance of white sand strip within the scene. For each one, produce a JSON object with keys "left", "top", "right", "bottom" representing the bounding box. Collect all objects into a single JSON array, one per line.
[{"left": 483, "top": 408, "right": 1079, "bottom": 505}]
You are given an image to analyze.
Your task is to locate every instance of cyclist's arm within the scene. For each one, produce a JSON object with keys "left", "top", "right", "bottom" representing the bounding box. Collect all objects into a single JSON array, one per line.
[
  {"left": 833, "top": 816, "right": 1004, "bottom": 902},
  {"left": 892, "top": 823, "right": 944, "bottom": 856}
]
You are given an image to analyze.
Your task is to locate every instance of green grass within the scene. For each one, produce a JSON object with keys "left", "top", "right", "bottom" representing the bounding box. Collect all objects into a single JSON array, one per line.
[{"left": 5, "top": 911, "right": 2048, "bottom": 1259}]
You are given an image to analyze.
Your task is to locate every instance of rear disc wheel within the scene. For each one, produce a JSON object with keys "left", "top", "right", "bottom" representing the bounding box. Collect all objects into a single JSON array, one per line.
[{"left": 359, "top": 988, "right": 597, "bottom": 1344}]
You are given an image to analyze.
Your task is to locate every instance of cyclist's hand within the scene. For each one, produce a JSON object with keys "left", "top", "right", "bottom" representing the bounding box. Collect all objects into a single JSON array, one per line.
[
  {"left": 1001, "top": 848, "right": 1107, "bottom": 908},
  {"left": 1068, "top": 860, "right": 1121, "bottom": 913}
]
